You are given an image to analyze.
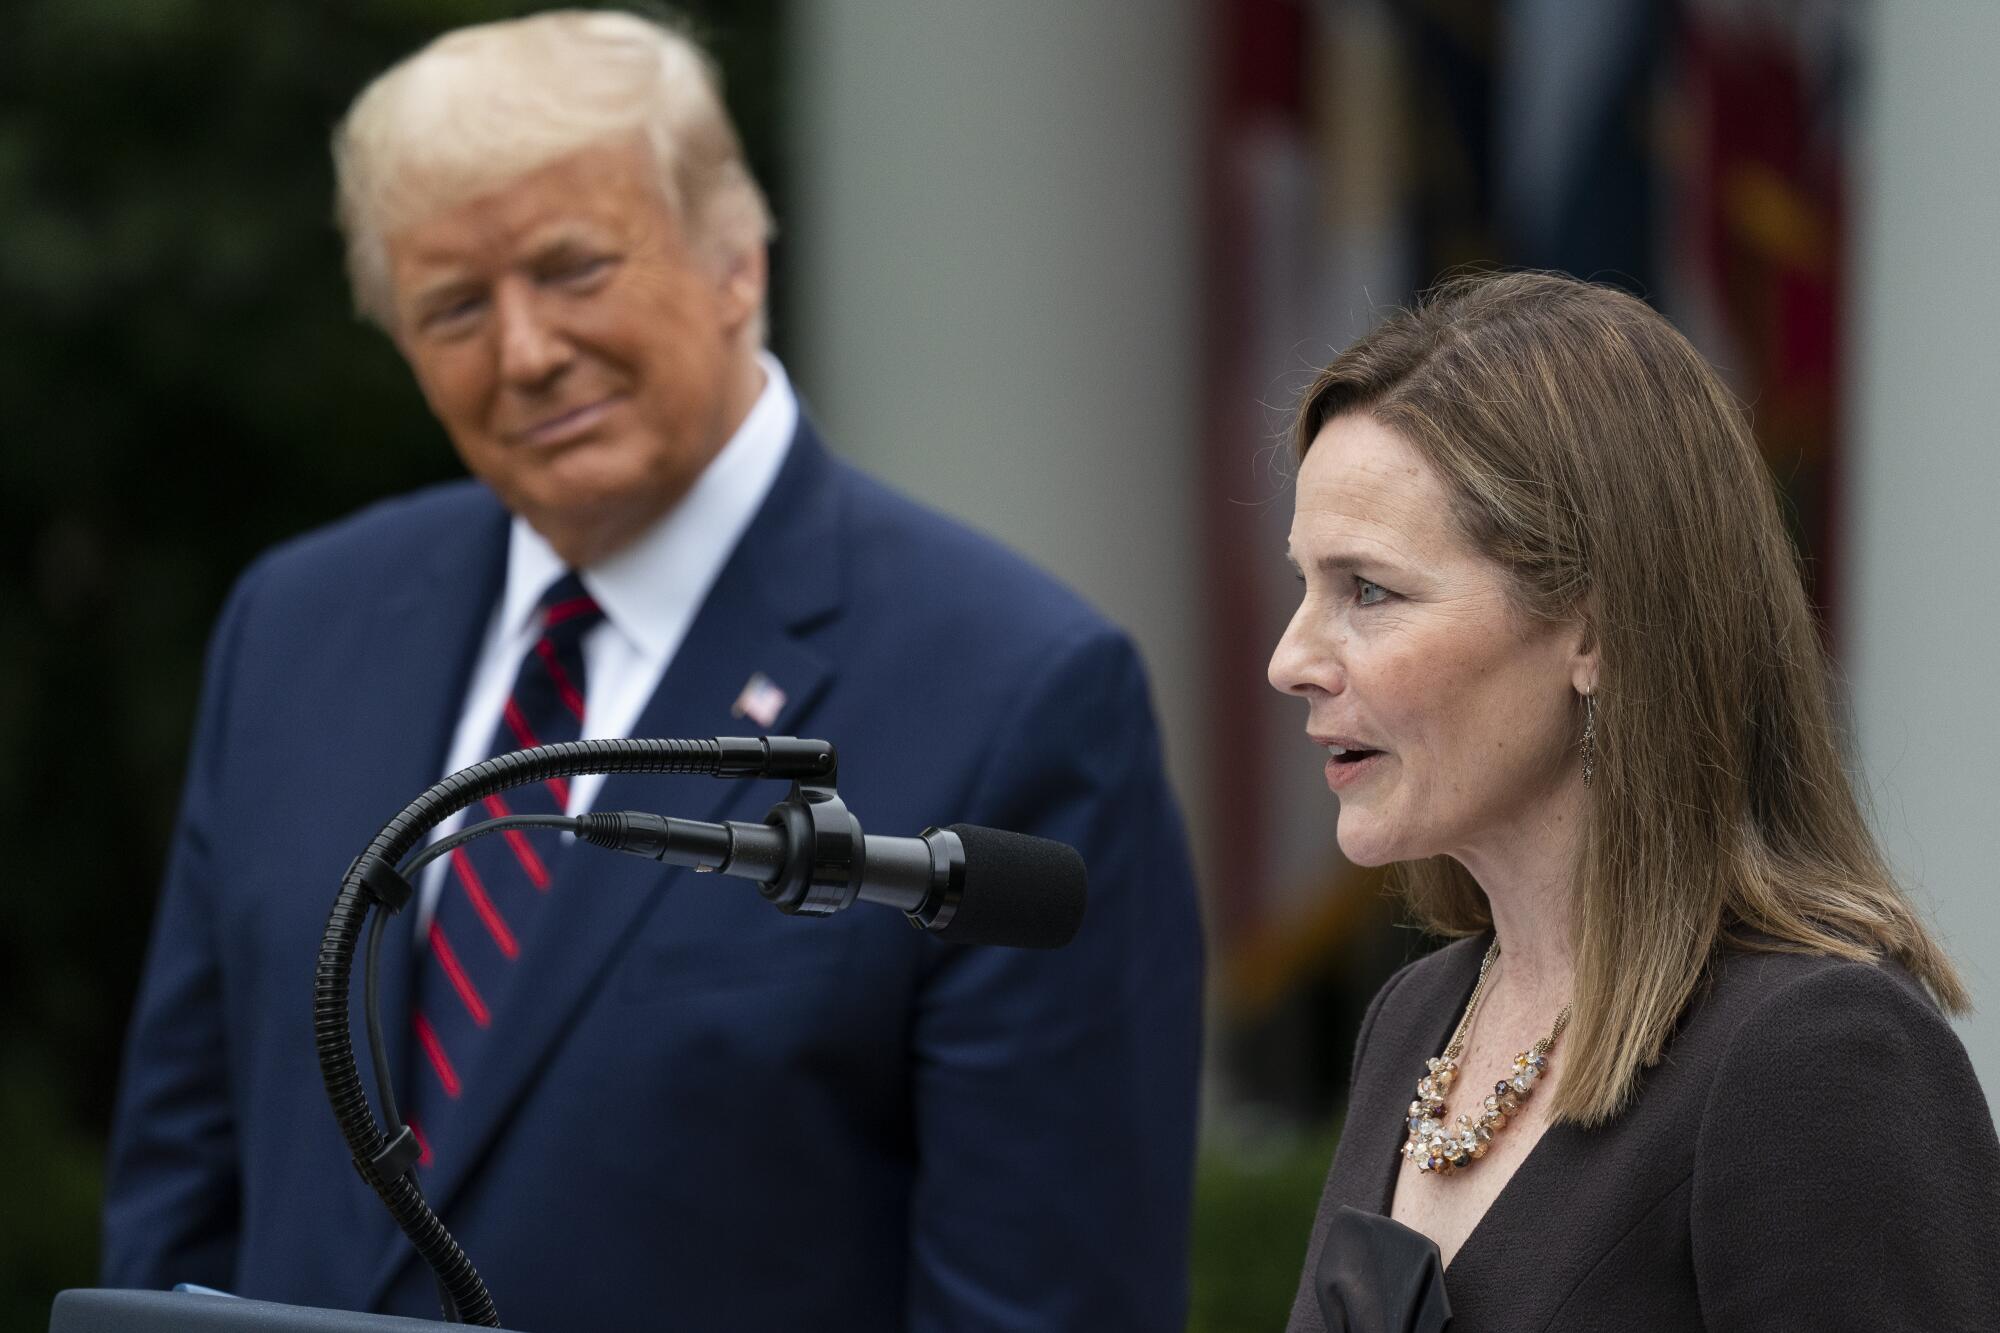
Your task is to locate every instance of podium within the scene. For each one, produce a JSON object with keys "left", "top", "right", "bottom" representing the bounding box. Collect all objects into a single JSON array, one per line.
[{"left": 49, "top": 1289, "right": 535, "bottom": 1332}]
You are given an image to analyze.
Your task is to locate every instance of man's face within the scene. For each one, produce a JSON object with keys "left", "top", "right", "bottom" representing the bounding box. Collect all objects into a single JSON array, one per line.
[{"left": 384, "top": 138, "right": 763, "bottom": 565}]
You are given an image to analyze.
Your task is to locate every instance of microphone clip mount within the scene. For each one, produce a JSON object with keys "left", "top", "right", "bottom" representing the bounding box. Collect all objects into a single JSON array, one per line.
[{"left": 761, "top": 781, "right": 865, "bottom": 917}]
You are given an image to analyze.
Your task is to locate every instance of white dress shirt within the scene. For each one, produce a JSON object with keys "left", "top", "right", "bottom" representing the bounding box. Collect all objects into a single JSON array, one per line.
[{"left": 416, "top": 352, "right": 799, "bottom": 930}]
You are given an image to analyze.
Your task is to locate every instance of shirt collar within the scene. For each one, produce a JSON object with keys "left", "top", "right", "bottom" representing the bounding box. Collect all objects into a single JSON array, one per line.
[{"left": 499, "top": 351, "right": 800, "bottom": 658}]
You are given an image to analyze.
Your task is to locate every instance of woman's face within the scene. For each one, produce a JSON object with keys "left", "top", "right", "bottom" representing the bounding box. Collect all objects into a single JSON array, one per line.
[{"left": 1268, "top": 412, "right": 1592, "bottom": 870}]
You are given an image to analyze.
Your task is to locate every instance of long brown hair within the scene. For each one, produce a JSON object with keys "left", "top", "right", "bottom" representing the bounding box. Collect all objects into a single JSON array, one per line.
[{"left": 1294, "top": 271, "right": 1966, "bottom": 1125}]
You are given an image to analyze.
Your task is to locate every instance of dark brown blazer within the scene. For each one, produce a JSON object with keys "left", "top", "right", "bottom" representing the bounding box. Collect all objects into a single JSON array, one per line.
[{"left": 1287, "top": 934, "right": 2000, "bottom": 1332}]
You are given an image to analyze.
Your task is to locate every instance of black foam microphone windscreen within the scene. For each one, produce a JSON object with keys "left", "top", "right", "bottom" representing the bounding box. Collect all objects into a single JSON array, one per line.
[{"left": 931, "top": 824, "right": 1088, "bottom": 949}]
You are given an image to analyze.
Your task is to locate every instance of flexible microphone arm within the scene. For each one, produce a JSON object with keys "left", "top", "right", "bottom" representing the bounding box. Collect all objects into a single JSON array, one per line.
[{"left": 314, "top": 737, "right": 835, "bottom": 1328}]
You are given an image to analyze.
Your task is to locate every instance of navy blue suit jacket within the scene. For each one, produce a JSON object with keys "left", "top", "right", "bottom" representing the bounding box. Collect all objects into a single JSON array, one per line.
[{"left": 103, "top": 424, "right": 1204, "bottom": 1331}]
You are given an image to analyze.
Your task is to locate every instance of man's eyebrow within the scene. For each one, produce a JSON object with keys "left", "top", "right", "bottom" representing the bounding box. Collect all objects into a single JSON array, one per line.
[
  {"left": 407, "top": 272, "right": 482, "bottom": 311},
  {"left": 524, "top": 224, "right": 614, "bottom": 260}
]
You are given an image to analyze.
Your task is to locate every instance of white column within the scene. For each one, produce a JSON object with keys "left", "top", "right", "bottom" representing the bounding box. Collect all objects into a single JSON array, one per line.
[
  {"left": 783, "top": 3, "right": 1208, "bottom": 861},
  {"left": 1849, "top": 0, "right": 2000, "bottom": 1108}
]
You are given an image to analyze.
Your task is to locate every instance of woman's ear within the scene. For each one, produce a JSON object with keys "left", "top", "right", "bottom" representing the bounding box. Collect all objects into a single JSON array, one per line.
[{"left": 1568, "top": 600, "right": 1600, "bottom": 697}]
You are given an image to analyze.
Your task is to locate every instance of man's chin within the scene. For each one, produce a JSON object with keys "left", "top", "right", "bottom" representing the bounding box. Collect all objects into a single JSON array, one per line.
[{"left": 511, "top": 489, "right": 664, "bottom": 567}]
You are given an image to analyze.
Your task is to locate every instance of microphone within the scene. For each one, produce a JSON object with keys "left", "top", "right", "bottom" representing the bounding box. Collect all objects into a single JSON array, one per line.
[{"left": 575, "top": 809, "right": 1086, "bottom": 949}]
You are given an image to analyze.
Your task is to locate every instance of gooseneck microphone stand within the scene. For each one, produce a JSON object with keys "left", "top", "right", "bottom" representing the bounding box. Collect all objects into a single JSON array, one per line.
[{"left": 313, "top": 737, "right": 837, "bottom": 1328}]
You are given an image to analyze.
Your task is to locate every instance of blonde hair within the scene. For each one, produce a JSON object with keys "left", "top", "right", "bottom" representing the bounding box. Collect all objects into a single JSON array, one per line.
[
  {"left": 332, "top": 8, "right": 773, "bottom": 329},
  {"left": 1295, "top": 271, "right": 1966, "bottom": 1125}
]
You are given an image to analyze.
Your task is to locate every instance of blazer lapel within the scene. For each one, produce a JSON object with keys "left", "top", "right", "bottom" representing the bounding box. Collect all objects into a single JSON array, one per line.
[
  {"left": 363, "top": 424, "right": 846, "bottom": 1307},
  {"left": 368, "top": 498, "right": 512, "bottom": 1121},
  {"left": 324, "top": 489, "right": 511, "bottom": 1289}
]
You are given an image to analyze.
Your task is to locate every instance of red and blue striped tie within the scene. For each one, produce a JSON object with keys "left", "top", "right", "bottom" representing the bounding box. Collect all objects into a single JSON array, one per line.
[{"left": 406, "top": 571, "right": 602, "bottom": 1163}]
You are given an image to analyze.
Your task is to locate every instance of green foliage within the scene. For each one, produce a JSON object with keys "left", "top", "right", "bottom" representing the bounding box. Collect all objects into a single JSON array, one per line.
[
  {"left": 0, "top": 2, "right": 779, "bottom": 1323},
  {"left": 1188, "top": 1122, "right": 1342, "bottom": 1333},
  {"left": 0, "top": 1052, "right": 105, "bottom": 1328}
]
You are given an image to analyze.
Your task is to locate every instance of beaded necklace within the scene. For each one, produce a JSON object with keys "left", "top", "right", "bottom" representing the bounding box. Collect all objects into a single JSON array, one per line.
[{"left": 1402, "top": 940, "right": 1571, "bottom": 1176}]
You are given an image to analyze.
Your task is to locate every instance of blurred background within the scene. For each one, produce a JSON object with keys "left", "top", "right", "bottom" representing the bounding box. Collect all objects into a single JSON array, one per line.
[{"left": 4, "top": 0, "right": 1994, "bottom": 1327}]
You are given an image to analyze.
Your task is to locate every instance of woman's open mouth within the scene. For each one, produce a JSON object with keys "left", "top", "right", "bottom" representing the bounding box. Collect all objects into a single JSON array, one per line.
[{"left": 1322, "top": 743, "right": 1386, "bottom": 790}]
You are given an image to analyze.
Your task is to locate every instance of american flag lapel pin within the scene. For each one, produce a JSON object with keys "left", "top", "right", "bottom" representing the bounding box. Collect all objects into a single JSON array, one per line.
[{"left": 731, "top": 672, "right": 787, "bottom": 729}]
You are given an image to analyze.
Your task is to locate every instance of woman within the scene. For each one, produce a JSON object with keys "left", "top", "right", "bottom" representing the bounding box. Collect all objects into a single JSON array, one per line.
[{"left": 1267, "top": 272, "right": 2000, "bottom": 1332}]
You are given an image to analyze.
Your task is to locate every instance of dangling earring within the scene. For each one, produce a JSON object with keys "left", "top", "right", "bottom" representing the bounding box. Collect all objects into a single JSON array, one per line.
[{"left": 1580, "top": 691, "right": 1598, "bottom": 788}]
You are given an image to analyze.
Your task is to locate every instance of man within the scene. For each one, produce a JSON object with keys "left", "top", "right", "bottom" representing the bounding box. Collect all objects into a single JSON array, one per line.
[{"left": 101, "top": 11, "right": 1203, "bottom": 1332}]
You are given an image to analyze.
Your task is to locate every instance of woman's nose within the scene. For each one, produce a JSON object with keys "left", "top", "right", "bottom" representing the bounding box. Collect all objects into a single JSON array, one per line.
[{"left": 1268, "top": 605, "right": 1342, "bottom": 698}]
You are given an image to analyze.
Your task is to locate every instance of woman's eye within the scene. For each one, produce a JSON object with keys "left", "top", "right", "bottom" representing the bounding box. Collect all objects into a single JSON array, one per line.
[{"left": 1355, "top": 577, "right": 1389, "bottom": 606}]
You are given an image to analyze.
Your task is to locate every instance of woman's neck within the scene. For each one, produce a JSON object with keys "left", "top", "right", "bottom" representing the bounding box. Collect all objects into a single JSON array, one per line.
[
  {"left": 1454, "top": 786, "right": 1584, "bottom": 1005},
  {"left": 1484, "top": 885, "right": 1573, "bottom": 1008}
]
